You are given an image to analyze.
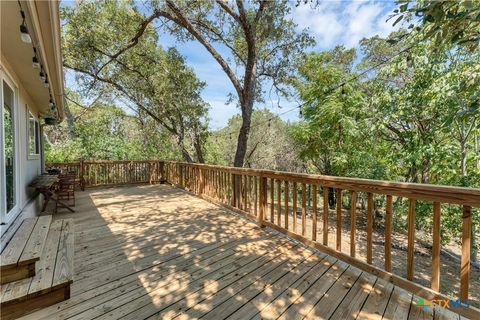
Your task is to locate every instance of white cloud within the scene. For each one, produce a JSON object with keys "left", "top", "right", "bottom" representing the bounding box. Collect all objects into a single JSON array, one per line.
[
  {"left": 293, "top": 1, "right": 399, "bottom": 49},
  {"left": 204, "top": 96, "right": 239, "bottom": 129}
]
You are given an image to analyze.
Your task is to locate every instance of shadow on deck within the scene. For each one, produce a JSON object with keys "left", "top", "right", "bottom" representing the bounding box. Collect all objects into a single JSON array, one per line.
[{"left": 20, "top": 184, "right": 463, "bottom": 320}]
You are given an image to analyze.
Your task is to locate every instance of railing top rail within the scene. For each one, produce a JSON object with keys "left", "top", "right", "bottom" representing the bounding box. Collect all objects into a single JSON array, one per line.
[{"left": 163, "top": 161, "right": 480, "bottom": 207}]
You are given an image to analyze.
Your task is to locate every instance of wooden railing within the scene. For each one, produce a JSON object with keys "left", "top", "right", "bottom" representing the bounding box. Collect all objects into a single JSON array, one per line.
[
  {"left": 46, "top": 160, "right": 480, "bottom": 318},
  {"left": 46, "top": 160, "right": 164, "bottom": 189},
  {"left": 162, "top": 161, "right": 480, "bottom": 319}
]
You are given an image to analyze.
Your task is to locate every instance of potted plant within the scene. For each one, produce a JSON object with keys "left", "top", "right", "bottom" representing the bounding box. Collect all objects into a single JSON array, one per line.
[{"left": 44, "top": 117, "right": 57, "bottom": 125}]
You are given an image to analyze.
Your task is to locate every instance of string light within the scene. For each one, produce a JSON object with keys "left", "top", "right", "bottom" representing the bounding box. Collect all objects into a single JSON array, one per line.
[
  {"left": 18, "top": 1, "right": 56, "bottom": 119},
  {"left": 49, "top": 97, "right": 55, "bottom": 109},
  {"left": 215, "top": 43, "right": 416, "bottom": 140},
  {"left": 39, "top": 68, "right": 46, "bottom": 82},
  {"left": 32, "top": 48, "right": 40, "bottom": 69},
  {"left": 19, "top": 9, "right": 31, "bottom": 43}
]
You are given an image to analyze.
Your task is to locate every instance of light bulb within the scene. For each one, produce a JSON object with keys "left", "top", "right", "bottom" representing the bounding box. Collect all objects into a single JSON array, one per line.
[
  {"left": 20, "top": 24, "right": 32, "bottom": 43},
  {"left": 32, "top": 56, "right": 40, "bottom": 69}
]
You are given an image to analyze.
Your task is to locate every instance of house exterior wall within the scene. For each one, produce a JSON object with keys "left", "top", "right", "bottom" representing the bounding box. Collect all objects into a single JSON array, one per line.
[{"left": 1, "top": 56, "right": 43, "bottom": 236}]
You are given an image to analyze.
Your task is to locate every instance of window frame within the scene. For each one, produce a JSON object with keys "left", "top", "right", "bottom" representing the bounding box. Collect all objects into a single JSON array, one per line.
[{"left": 27, "top": 107, "right": 40, "bottom": 159}]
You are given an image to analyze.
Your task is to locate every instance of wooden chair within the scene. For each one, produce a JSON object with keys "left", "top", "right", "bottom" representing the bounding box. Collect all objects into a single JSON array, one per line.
[{"left": 56, "top": 172, "right": 76, "bottom": 212}]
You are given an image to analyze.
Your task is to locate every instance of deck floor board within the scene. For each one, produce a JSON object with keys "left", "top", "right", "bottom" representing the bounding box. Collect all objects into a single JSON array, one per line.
[{"left": 18, "top": 184, "right": 462, "bottom": 320}]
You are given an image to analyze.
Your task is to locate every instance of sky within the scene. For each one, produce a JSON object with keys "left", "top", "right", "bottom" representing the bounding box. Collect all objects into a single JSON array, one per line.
[
  {"left": 64, "top": 0, "right": 399, "bottom": 129},
  {"left": 152, "top": 1, "right": 399, "bottom": 129}
]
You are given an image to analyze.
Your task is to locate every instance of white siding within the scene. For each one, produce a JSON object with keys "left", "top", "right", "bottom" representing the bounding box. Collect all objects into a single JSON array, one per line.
[{"left": 1, "top": 57, "right": 43, "bottom": 236}]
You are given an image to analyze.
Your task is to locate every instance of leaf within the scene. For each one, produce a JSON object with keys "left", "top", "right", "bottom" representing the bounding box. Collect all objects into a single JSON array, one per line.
[
  {"left": 399, "top": 4, "right": 408, "bottom": 12},
  {"left": 451, "top": 31, "right": 464, "bottom": 43},
  {"left": 393, "top": 15, "right": 404, "bottom": 26}
]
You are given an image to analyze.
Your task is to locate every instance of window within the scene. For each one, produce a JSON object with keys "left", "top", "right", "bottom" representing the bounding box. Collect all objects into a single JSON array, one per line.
[{"left": 28, "top": 110, "right": 40, "bottom": 157}]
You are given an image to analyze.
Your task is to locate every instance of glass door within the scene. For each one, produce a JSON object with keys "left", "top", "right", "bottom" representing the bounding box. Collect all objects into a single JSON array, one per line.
[{"left": 1, "top": 77, "right": 18, "bottom": 223}]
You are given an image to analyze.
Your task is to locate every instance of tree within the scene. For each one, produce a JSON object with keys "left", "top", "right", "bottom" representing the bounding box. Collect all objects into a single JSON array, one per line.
[
  {"left": 291, "top": 46, "right": 382, "bottom": 178},
  {"left": 44, "top": 100, "right": 181, "bottom": 162},
  {"left": 108, "top": 0, "right": 313, "bottom": 167},
  {"left": 62, "top": 1, "right": 209, "bottom": 162},
  {"left": 391, "top": 0, "right": 480, "bottom": 50},
  {"left": 207, "top": 109, "right": 304, "bottom": 171}
]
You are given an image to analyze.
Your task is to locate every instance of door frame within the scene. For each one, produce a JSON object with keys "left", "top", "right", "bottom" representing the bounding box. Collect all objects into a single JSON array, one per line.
[{"left": 0, "top": 68, "right": 21, "bottom": 225}]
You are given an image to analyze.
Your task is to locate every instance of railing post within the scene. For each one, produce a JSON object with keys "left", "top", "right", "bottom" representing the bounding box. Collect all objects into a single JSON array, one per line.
[
  {"left": 258, "top": 176, "right": 266, "bottom": 228},
  {"left": 159, "top": 161, "right": 165, "bottom": 184},
  {"left": 80, "top": 159, "right": 85, "bottom": 191},
  {"left": 199, "top": 168, "right": 205, "bottom": 195},
  {"left": 460, "top": 205, "right": 472, "bottom": 300}
]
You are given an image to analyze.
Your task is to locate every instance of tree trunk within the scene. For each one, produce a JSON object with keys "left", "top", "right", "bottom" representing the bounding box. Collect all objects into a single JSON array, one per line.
[
  {"left": 475, "top": 134, "right": 480, "bottom": 170},
  {"left": 174, "top": 135, "right": 194, "bottom": 163},
  {"left": 192, "top": 129, "right": 205, "bottom": 163},
  {"left": 472, "top": 223, "right": 478, "bottom": 264},
  {"left": 233, "top": 96, "right": 254, "bottom": 167},
  {"left": 460, "top": 121, "right": 468, "bottom": 177},
  {"left": 461, "top": 141, "right": 467, "bottom": 177},
  {"left": 64, "top": 104, "right": 76, "bottom": 139}
]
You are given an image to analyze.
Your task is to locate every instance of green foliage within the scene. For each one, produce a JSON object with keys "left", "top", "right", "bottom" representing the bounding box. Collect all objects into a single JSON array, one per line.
[
  {"left": 393, "top": 0, "right": 480, "bottom": 50},
  {"left": 290, "top": 46, "right": 388, "bottom": 179},
  {"left": 45, "top": 102, "right": 181, "bottom": 162},
  {"left": 61, "top": 1, "right": 209, "bottom": 162},
  {"left": 206, "top": 109, "right": 303, "bottom": 171}
]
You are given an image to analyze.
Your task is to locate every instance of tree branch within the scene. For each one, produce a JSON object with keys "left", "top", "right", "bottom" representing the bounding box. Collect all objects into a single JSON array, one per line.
[{"left": 64, "top": 63, "right": 177, "bottom": 134}]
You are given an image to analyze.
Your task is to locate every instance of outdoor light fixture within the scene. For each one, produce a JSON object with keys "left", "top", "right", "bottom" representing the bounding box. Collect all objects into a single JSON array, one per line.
[
  {"left": 44, "top": 75, "right": 50, "bottom": 88},
  {"left": 32, "top": 56, "right": 40, "bottom": 69},
  {"left": 49, "top": 98, "right": 55, "bottom": 109},
  {"left": 32, "top": 48, "right": 40, "bottom": 69},
  {"left": 19, "top": 10, "right": 32, "bottom": 43}
]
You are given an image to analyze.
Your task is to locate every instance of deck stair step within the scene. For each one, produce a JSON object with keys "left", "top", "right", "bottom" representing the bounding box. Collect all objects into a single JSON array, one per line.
[
  {"left": 0, "top": 216, "right": 52, "bottom": 284},
  {"left": 0, "top": 219, "right": 74, "bottom": 320}
]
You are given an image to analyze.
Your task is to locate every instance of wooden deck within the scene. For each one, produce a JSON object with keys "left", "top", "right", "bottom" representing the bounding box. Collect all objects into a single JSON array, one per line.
[{"left": 19, "top": 184, "right": 464, "bottom": 320}]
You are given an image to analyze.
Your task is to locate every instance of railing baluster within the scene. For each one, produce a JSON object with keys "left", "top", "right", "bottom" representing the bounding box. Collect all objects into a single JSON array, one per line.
[
  {"left": 258, "top": 176, "right": 266, "bottom": 227},
  {"left": 254, "top": 176, "right": 258, "bottom": 216},
  {"left": 243, "top": 175, "right": 247, "bottom": 211},
  {"left": 460, "top": 205, "right": 472, "bottom": 300},
  {"left": 284, "top": 181, "right": 289, "bottom": 229},
  {"left": 367, "top": 193, "right": 373, "bottom": 264},
  {"left": 407, "top": 198, "right": 416, "bottom": 281},
  {"left": 385, "top": 195, "right": 393, "bottom": 272},
  {"left": 323, "top": 187, "right": 329, "bottom": 246},
  {"left": 270, "top": 178, "right": 274, "bottom": 222},
  {"left": 336, "top": 189, "right": 342, "bottom": 251},
  {"left": 350, "top": 191, "right": 357, "bottom": 258},
  {"left": 277, "top": 179, "right": 281, "bottom": 226},
  {"left": 312, "top": 184, "right": 317, "bottom": 241},
  {"left": 249, "top": 175, "right": 253, "bottom": 213},
  {"left": 293, "top": 182, "right": 297, "bottom": 233},
  {"left": 302, "top": 183, "right": 306, "bottom": 236}
]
